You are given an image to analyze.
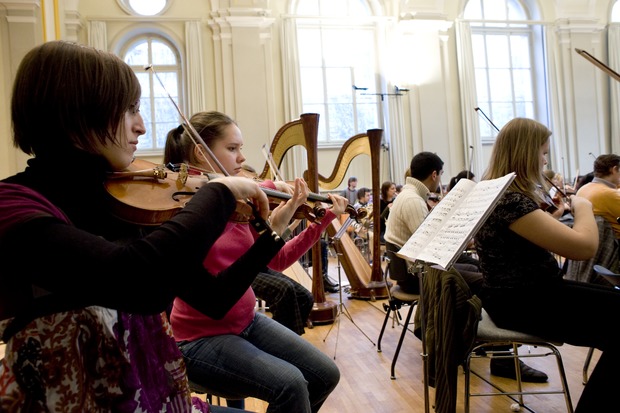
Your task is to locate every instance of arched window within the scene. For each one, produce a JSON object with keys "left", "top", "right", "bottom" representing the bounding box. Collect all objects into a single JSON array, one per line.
[
  {"left": 116, "top": 0, "right": 170, "bottom": 16},
  {"left": 463, "top": 0, "right": 547, "bottom": 143},
  {"left": 613, "top": 1, "right": 620, "bottom": 21},
  {"left": 121, "top": 36, "right": 182, "bottom": 155},
  {"left": 294, "top": 0, "right": 380, "bottom": 144}
]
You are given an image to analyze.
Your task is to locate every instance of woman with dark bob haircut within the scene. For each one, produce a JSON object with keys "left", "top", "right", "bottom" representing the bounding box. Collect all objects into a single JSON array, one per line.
[{"left": 0, "top": 40, "right": 308, "bottom": 413}]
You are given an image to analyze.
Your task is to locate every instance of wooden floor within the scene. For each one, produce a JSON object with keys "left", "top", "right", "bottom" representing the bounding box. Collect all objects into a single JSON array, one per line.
[{"left": 210, "top": 256, "right": 598, "bottom": 413}]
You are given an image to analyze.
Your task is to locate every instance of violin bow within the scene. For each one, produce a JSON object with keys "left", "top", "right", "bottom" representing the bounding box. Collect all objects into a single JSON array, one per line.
[
  {"left": 145, "top": 65, "right": 273, "bottom": 234},
  {"left": 575, "top": 48, "right": 620, "bottom": 83},
  {"left": 145, "top": 65, "right": 230, "bottom": 177},
  {"left": 261, "top": 144, "right": 286, "bottom": 182}
]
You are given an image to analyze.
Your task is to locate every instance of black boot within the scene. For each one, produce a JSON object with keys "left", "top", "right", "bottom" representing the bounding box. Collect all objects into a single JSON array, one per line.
[
  {"left": 490, "top": 357, "right": 548, "bottom": 383},
  {"left": 323, "top": 274, "right": 339, "bottom": 293}
]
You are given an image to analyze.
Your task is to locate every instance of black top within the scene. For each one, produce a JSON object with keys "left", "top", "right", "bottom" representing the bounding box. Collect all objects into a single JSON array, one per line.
[
  {"left": 475, "top": 191, "right": 563, "bottom": 289},
  {"left": 0, "top": 147, "right": 284, "bottom": 320}
]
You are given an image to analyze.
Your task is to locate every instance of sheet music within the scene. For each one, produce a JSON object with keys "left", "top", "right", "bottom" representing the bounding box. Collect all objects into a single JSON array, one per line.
[{"left": 397, "top": 172, "right": 515, "bottom": 269}]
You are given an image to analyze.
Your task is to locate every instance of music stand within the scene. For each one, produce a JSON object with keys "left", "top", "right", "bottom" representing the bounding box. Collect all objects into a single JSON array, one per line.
[{"left": 323, "top": 217, "right": 376, "bottom": 359}]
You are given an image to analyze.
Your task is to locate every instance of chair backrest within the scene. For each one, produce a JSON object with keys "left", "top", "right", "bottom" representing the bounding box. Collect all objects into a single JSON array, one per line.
[
  {"left": 565, "top": 215, "right": 620, "bottom": 286},
  {"left": 384, "top": 242, "right": 411, "bottom": 282}
]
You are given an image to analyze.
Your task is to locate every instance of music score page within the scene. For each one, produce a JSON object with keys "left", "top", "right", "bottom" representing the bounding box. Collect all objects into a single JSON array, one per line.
[{"left": 396, "top": 172, "right": 516, "bottom": 269}]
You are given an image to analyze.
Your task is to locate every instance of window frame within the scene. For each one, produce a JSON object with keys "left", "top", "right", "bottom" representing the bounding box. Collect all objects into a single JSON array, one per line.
[
  {"left": 294, "top": 0, "right": 382, "bottom": 146},
  {"left": 119, "top": 34, "right": 183, "bottom": 156},
  {"left": 116, "top": 0, "right": 171, "bottom": 17},
  {"left": 464, "top": 0, "right": 548, "bottom": 143}
]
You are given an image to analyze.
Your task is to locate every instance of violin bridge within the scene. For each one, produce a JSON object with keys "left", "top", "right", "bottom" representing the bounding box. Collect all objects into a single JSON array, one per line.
[{"left": 176, "top": 163, "right": 189, "bottom": 185}]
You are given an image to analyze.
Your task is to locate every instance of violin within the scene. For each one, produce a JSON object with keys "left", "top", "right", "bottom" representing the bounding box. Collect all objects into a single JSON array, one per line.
[
  {"left": 104, "top": 159, "right": 366, "bottom": 226},
  {"left": 540, "top": 176, "right": 571, "bottom": 215},
  {"left": 167, "top": 163, "right": 367, "bottom": 223}
]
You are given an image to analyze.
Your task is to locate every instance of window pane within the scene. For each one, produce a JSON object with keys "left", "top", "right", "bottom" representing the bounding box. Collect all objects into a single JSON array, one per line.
[
  {"left": 156, "top": 121, "right": 177, "bottom": 149},
  {"left": 492, "top": 102, "right": 515, "bottom": 128},
  {"left": 297, "top": 29, "right": 322, "bottom": 66},
  {"left": 357, "top": 103, "right": 379, "bottom": 132},
  {"left": 474, "top": 68, "right": 489, "bottom": 101},
  {"left": 507, "top": 0, "right": 527, "bottom": 20},
  {"left": 613, "top": 1, "right": 620, "bottom": 22},
  {"left": 328, "top": 103, "right": 354, "bottom": 140},
  {"left": 472, "top": 35, "right": 487, "bottom": 64},
  {"left": 300, "top": 68, "right": 324, "bottom": 103},
  {"left": 138, "top": 97, "right": 153, "bottom": 150},
  {"left": 136, "top": 72, "right": 151, "bottom": 98},
  {"left": 510, "top": 34, "right": 530, "bottom": 67},
  {"left": 325, "top": 67, "right": 353, "bottom": 103},
  {"left": 297, "top": 0, "right": 379, "bottom": 143},
  {"left": 297, "top": 0, "right": 319, "bottom": 15},
  {"left": 513, "top": 69, "right": 532, "bottom": 100},
  {"left": 124, "top": 40, "right": 149, "bottom": 66},
  {"left": 486, "top": 36, "right": 510, "bottom": 67},
  {"left": 128, "top": 0, "right": 166, "bottom": 16},
  {"left": 483, "top": 0, "right": 507, "bottom": 20},
  {"left": 488, "top": 68, "right": 512, "bottom": 101},
  {"left": 151, "top": 40, "right": 177, "bottom": 65},
  {"left": 153, "top": 71, "right": 178, "bottom": 98}
]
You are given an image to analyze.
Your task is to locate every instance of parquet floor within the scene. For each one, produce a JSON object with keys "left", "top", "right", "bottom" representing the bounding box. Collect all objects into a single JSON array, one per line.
[{"left": 214, "top": 255, "right": 596, "bottom": 413}]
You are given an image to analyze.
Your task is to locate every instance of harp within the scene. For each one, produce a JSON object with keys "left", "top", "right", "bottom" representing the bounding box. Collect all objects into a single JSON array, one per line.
[
  {"left": 322, "top": 130, "right": 388, "bottom": 300},
  {"left": 261, "top": 119, "right": 388, "bottom": 302},
  {"left": 261, "top": 113, "right": 337, "bottom": 323}
]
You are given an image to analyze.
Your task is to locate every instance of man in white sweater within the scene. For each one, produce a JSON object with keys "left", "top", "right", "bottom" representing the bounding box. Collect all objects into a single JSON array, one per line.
[{"left": 384, "top": 151, "right": 444, "bottom": 293}]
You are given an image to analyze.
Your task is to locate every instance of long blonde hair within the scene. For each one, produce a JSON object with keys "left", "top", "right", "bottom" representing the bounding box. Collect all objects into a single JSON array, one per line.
[{"left": 482, "top": 117, "right": 552, "bottom": 204}]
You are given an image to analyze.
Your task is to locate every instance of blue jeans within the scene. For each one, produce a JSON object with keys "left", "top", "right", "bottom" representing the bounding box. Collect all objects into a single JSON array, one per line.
[{"left": 179, "top": 312, "right": 340, "bottom": 413}]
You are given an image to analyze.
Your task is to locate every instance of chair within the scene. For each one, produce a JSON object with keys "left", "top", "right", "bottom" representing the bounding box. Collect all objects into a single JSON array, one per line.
[
  {"left": 463, "top": 308, "right": 574, "bottom": 413},
  {"left": 581, "top": 264, "right": 620, "bottom": 384},
  {"left": 565, "top": 215, "right": 620, "bottom": 285},
  {"left": 376, "top": 249, "right": 419, "bottom": 379},
  {"left": 188, "top": 380, "right": 245, "bottom": 408},
  {"left": 565, "top": 216, "right": 619, "bottom": 383}
]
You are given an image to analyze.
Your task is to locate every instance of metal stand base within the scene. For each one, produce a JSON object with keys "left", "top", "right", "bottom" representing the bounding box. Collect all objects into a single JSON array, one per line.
[{"left": 323, "top": 242, "right": 376, "bottom": 359}]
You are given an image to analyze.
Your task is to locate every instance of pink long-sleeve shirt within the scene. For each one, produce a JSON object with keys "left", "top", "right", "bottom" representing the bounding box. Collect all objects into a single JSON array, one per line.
[{"left": 171, "top": 181, "right": 337, "bottom": 341}]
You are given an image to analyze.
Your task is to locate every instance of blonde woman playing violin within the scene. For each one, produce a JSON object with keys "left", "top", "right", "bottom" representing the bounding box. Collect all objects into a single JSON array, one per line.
[
  {"left": 473, "top": 117, "right": 620, "bottom": 413},
  {"left": 165, "top": 111, "right": 344, "bottom": 413}
]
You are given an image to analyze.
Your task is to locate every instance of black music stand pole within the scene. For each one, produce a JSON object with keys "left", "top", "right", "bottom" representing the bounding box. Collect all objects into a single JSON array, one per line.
[
  {"left": 323, "top": 218, "right": 376, "bottom": 359},
  {"left": 414, "top": 262, "right": 430, "bottom": 413}
]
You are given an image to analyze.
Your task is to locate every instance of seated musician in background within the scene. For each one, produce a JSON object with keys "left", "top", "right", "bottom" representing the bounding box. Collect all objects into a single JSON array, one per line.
[
  {"left": 576, "top": 154, "right": 620, "bottom": 238},
  {"left": 342, "top": 176, "right": 358, "bottom": 205},
  {"left": 165, "top": 111, "right": 342, "bottom": 412},
  {"left": 379, "top": 181, "right": 397, "bottom": 243},
  {"left": 447, "top": 169, "right": 475, "bottom": 193},
  {"left": 384, "top": 151, "right": 548, "bottom": 383}
]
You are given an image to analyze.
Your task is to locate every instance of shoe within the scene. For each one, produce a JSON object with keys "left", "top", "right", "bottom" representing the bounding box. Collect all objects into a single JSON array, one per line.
[
  {"left": 323, "top": 274, "right": 339, "bottom": 288},
  {"left": 490, "top": 357, "right": 548, "bottom": 383},
  {"left": 322, "top": 275, "right": 339, "bottom": 293}
]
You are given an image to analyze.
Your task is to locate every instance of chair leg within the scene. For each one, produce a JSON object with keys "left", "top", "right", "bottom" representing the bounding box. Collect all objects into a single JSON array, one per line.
[
  {"left": 464, "top": 342, "right": 574, "bottom": 413},
  {"left": 377, "top": 304, "right": 392, "bottom": 353},
  {"left": 582, "top": 347, "right": 595, "bottom": 385},
  {"left": 390, "top": 302, "right": 416, "bottom": 379}
]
